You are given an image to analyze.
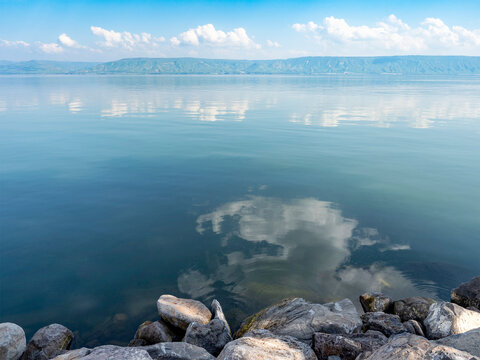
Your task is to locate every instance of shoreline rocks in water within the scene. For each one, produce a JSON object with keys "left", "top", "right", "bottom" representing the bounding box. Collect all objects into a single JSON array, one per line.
[{"left": 2, "top": 274, "right": 480, "bottom": 360}]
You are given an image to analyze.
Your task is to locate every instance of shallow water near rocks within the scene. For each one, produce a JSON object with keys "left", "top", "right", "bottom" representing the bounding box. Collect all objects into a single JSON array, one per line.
[{"left": 0, "top": 75, "right": 479, "bottom": 346}]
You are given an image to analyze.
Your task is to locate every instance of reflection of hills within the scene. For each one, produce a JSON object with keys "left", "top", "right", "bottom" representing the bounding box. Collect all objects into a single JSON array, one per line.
[{"left": 179, "top": 196, "right": 437, "bottom": 325}]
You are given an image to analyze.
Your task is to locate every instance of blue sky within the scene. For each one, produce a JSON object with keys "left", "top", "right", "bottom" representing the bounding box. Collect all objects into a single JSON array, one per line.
[{"left": 1, "top": 0, "right": 480, "bottom": 61}]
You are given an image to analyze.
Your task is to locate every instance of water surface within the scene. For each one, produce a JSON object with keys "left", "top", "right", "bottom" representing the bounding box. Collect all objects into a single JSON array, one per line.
[{"left": 1, "top": 75, "right": 479, "bottom": 346}]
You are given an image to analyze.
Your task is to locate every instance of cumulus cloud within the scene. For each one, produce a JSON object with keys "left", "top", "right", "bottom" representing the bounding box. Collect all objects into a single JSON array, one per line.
[
  {"left": 170, "top": 24, "right": 260, "bottom": 49},
  {"left": 39, "top": 42, "right": 64, "bottom": 54},
  {"left": 58, "top": 33, "right": 85, "bottom": 49},
  {"left": 90, "top": 26, "right": 165, "bottom": 50},
  {"left": 292, "top": 15, "right": 480, "bottom": 55}
]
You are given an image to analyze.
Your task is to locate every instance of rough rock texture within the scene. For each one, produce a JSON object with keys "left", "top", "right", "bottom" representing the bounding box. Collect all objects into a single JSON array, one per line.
[
  {"left": 129, "top": 320, "right": 175, "bottom": 346},
  {"left": 393, "top": 297, "right": 435, "bottom": 323},
  {"left": 468, "top": 306, "right": 480, "bottom": 313},
  {"left": 361, "top": 312, "right": 407, "bottom": 337},
  {"left": 403, "top": 319, "right": 425, "bottom": 337},
  {"left": 234, "top": 298, "right": 362, "bottom": 344},
  {"left": 74, "top": 345, "right": 151, "bottom": 360},
  {"left": 359, "top": 293, "right": 393, "bottom": 313},
  {"left": 0, "top": 323, "right": 26, "bottom": 360},
  {"left": 435, "top": 328, "right": 480, "bottom": 357},
  {"left": 51, "top": 348, "right": 91, "bottom": 360},
  {"left": 184, "top": 319, "right": 232, "bottom": 356},
  {"left": 157, "top": 295, "right": 212, "bottom": 330},
  {"left": 211, "top": 299, "right": 231, "bottom": 335},
  {"left": 218, "top": 330, "right": 316, "bottom": 360},
  {"left": 424, "top": 301, "right": 480, "bottom": 339},
  {"left": 141, "top": 342, "right": 215, "bottom": 360},
  {"left": 451, "top": 276, "right": 480, "bottom": 310},
  {"left": 361, "top": 333, "right": 480, "bottom": 360},
  {"left": 22, "top": 324, "right": 73, "bottom": 360},
  {"left": 312, "top": 330, "right": 387, "bottom": 360}
]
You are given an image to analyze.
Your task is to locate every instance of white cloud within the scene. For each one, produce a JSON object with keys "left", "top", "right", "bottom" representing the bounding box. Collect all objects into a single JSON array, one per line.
[
  {"left": 293, "top": 15, "right": 480, "bottom": 55},
  {"left": 0, "top": 39, "right": 30, "bottom": 47},
  {"left": 39, "top": 42, "right": 63, "bottom": 54},
  {"left": 267, "top": 40, "right": 280, "bottom": 48},
  {"left": 90, "top": 26, "right": 165, "bottom": 50},
  {"left": 58, "top": 33, "right": 85, "bottom": 49},
  {"left": 170, "top": 24, "right": 260, "bottom": 49}
]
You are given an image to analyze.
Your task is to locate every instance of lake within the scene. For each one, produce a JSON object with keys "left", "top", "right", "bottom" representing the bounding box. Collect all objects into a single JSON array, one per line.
[{"left": 0, "top": 75, "right": 479, "bottom": 347}]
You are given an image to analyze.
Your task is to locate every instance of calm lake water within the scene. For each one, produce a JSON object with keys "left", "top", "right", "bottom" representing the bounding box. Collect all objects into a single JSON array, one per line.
[{"left": 1, "top": 75, "right": 480, "bottom": 346}]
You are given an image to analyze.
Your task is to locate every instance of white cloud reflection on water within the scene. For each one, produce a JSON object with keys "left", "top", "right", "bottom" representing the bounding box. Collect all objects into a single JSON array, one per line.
[{"left": 179, "top": 196, "right": 435, "bottom": 309}]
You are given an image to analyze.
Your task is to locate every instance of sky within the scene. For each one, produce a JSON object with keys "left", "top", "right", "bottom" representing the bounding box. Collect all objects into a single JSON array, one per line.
[{"left": 1, "top": 0, "right": 480, "bottom": 61}]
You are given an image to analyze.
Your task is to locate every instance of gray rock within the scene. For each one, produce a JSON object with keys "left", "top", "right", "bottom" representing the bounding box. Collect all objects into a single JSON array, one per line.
[
  {"left": 312, "top": 330, "right": 387, "bottom": 360},
  {"left": 403, "top": 319, "right": 425, "bottom": 337},
  {"left": 393, "top": 297, "right": 435, "bottom": 323},
  {"left": 424, "top": 301, "right": 480, "bottom": 339},
  {"left": 359, "top": 293, "right": 393, "bottom": 313},
  {"left": 51, "top": 348, "right": 91, "bottom": 360},
  {"left": 0, "top": 323, "right": 26, "bottom": 360},
  {"left": 141, "top": 342, "right": 215, "bottom": 360},
  {"left": 218, "top": 329, "right": 316, "bottom": 360},
  {"left": 451, "top": 276, "right": 480, "bottom": 310},
  {"left": 157, "top": 295, "right": 212, "bottom": 330},
  {"left": 184, "top": 319, "right": 232, "bottom": 356},
  {"left": 211, "top": 299, "right": 231, "bottom": 335},
  {"left": 76, "top": 345, "right": 152, "bottom": 360},
  {"left": 22, "top": 324, "right": 73, "bottom": 360},
  {"left": 468, "top": 306, "right": 480, "bottom": 313},
  {"left": 361, "top": 333, "right": 480, "bottom": 360},
  {"left": 234, "top": 298, "right": 362, "bottom": 344},
  {"left": 361, "top": 312, "right": 407, "bottom": 337},
  {"left": 435, "top": 328, "right": 480, "bottom": 357},
  {"left": 129, "top": 320, "right": 175, "bottom": 346}
]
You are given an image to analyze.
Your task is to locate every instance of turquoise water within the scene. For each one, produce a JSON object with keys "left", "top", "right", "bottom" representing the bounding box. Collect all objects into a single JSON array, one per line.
[{"left": 0, "top": 75, "right": 479, "bottom": 346}]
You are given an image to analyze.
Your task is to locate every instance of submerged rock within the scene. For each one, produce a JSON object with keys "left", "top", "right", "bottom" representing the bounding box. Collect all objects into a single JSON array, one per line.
[
  {"left": 361, "top": 333, "right": 480, "bottom": 360},
  {"left": 129, "top": 320, "right": 175, "bottom": 346},
  {"left": 393, "top": 297, "right": 435, "bottom": 323},
  {"left": 361, "top": 312, "right": 407, "bottom": 337},
  {"left": 22, "top": 324, "right": 73, "bottom": 360},
  {"left": 424, "top": 301, "right": 480, "bottom": 339},
  {"left": 141, "top": 342, "right": 215, "bottom": 360},
  {"left": 235, "top": 298, "right": 362, "bottom": 344},
  {"left": 0, "top": 322, "right": 26, "bottom": 360},
  {"left": 435, "top": 328, "right": 480, "bottom": 357},
  {"left": 312, "top": 330, "right": 387, "bottom": 360},
  {"left": 184, "top": 319, "right": 232, "bottom": 356},
  {"left": 157, "top": 295, "right": 212, "bottom": 330},
  {"left": 403, "top": 319, "right": 425, "bottom": 337},
  {"left": 451, "top": 275, "right": 480, "bottom": 310},
  {"left": 359, "top": 293, "right": 393, "bottom": 313},
  {"left": 218, "top": 329, "right": 316, "bottom": 360}
]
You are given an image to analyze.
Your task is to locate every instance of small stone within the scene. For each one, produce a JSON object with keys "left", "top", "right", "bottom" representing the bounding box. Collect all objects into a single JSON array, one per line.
[
  {"left": 141, "top": 342, "right": 215, "bottom": 360},
  {"left": 129, "top": 320, "right": 174, "bottom": 346},
  {"left": 234, "top": 298, "right": 362, "bottom": 344},
  {"left": 403, "top": 319, "right": 425, "bottom": 337},
  {"left": 451, "top": 276, "right": 480, "bottom": 310},
  {"left": 359, "top": 293, "right": 393, "bottom": 313},
  {"left": 361, "top": 312, "right": 407, "bottom": 337},
  {"left": 184, "top": 319, "right": 232, "bottom": 356},
  {"left": 393, "top": 297, "right": 435, "bottom": 323},
  {"left": 424, "top": 301, "right": 480, "bottom": 339},
  {"left": 435, "top": 328, "right": 480, "bottom": 357},
  {"left": 218, "top": 330, "right": 316, "bottom": 360},
  {"left": 0, "top": 322, "right": 26, "bottom": 360},
  {"left": 157, "top": 295, "right": 212, "bottom": 330},
  {"left": 22, "top": 323, "right": 73, "bottom": 360},
  {"left": 312, "top": 331, "right": 387, "bottom": 360},
  {"left": 211, "top": 299, "right": 231, "bottom": 335}
]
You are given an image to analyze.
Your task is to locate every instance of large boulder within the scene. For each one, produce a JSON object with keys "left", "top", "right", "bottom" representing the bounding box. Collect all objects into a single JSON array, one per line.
[
  {"left": 217, "top": 330, "right": 316, "bottom": 360},
  {"left": 22, "top": 324, "right": 73, "bottom": 360},
  {"left": 141, "top": 342, "right": 215, "bottom": 360},
  {"left": 157, "top": 295, "right": 212, "bottom": 330},
  {"left": 451, "top": 276, "right": 480, "bottom": 310},
  {"left": 73, "top": 345, "right": 151, "bottom": 360},
  {"left": 184, "top": 319, "right": 232, "bottom": 356},
  {"left": 129, "top": 320, "right": 177, "bottom": 346},
  {"left": 0, "top": 323, "right": 26, "bottom": 360},
  {"left": 234, "top": 298, "right": 362, "bottom": 344},
  {"left": 312, "top": 330, "right": 387, "bottom": 360},
  {"left": 424, "top": 301, "right": 480, "bottom": 339},
  {"left": 393, "top": 297, "right": 435, "bottom": 323},
  {"left": 51, "top": 348, "right": 91, "bottom": 360},
  {"left": 359, "top": 293, "right": 393, "bottom": 313},
  {"left": 361, "top": 312, "right": 407, "bottom": 337},
  {"left": 435, "top": 328, "right": 480, "bottom": 357},
  {"left": 361, "top": 333, "right": 480, "bottom": 360}
]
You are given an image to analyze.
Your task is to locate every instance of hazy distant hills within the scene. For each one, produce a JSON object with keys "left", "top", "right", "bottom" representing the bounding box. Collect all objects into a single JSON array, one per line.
[{"left": 2, "top": 56, "right": 480, "bottom": 75}]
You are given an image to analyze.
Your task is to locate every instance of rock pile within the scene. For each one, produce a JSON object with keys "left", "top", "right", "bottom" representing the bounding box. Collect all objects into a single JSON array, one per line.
[{"left": 1, "top": 274, "right": 480, "bottom": 359}]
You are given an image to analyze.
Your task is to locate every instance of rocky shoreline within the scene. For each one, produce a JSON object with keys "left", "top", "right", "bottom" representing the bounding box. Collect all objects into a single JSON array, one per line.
[{"left": 1, "top": 275, "right": 480, "bottom": 360}]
